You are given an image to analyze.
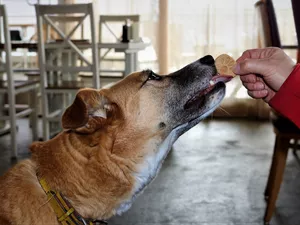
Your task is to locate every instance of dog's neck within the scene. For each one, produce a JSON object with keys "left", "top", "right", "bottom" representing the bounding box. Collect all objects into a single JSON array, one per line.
[
  {"left": 113, "top": 123, "right": 187, "bottom": 215},
  {"left": 31, "top": 123, "right": 181, "bottom": 220},
  {"left": 31, "top": 129, "right": 137, "bottom": 220}
]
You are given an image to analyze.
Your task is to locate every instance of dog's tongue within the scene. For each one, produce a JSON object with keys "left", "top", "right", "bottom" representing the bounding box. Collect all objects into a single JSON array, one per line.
[
  {"left": 209, "top": 74, "right": 233, "bottom": 86},
  {"left": 184, "top": 74, "right": 233, "bottom": 110}
]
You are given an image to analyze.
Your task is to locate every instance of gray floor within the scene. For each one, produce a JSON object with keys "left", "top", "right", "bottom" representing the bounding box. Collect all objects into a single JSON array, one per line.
[{"left": 1, "top": 119, "right": 300, "bottom": 225}]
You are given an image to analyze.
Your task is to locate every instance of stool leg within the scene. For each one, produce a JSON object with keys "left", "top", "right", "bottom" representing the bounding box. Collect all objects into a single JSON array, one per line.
[
  {"left": 264, "top": 136, "right": 281, "bottom": 200},
  {"left": 264, "top": 136, "right": 289, "bottom": 224}
]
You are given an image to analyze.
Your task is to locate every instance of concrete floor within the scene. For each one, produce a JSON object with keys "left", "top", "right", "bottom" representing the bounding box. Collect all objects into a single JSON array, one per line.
[{"left": 1, "top": 119, "right": 300, "bottom": 225}]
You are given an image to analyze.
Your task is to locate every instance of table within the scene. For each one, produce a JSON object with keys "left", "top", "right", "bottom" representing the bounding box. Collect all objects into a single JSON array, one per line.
[
  {"left": 0, "top": 41, "right": 38, "bottom": 51},
  {"left": 102, "top": 42, "right": 151, "bottom": 75},
  {"left": 0, "top": 41, "right": 150, "bottom": 75}
]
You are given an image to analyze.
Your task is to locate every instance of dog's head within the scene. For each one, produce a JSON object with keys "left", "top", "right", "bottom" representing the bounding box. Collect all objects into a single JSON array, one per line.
[
  {"left": 62, "top": 55, "right": 227, "bottom": 136},
  {"left": 61, "top": 55, "right": 230, "bottom": 215}
]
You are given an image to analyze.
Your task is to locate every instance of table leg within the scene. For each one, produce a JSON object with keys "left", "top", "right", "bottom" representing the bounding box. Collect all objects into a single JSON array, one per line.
[
  {"left": 133, "top": 52, "right": 138, "bottom": 71},
  {"left": 125, "top": 52, "right": 135, "bottom": 75}
]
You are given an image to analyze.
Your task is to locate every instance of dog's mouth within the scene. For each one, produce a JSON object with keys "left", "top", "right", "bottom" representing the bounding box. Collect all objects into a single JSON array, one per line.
[{"left": 184, "top": 74, "right": 233, "bottom": 110}]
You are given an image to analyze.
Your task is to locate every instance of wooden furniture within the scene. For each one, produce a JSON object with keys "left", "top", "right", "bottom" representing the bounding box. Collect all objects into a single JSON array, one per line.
[
  {"left": 35, "top": 3, "right": 99, "bottom": 140},
  {"left": 79, "top": 41, "right": 150, "bottom": 86},
  {"left": 264, "top": 115, "right": 300, "bottom": 224},
  {"left": 255, "top": 0, "right": 300, "bottom": 223},
  {"left": 0, "top": 5, "right": 38, "bottom": 158},
  {"left": 9, "top": 23, "right": 37, "bottom": 70},
  {"left": 291, "top": 0, "right": 300, "bottom": 62},
  {"left": 0, "top": 41, "right": 38, "bottom": 51},
  {"left": 98, "top": 15, "right": 140, "bottom": 77},
  {"left": 256, "top": 0, "right": 297, "bottom": 49},
  {"left": 9, "top": 23, "right": 35, "bottom": 40},
  {"left": 99, "top": 15, "right": 140, "bottom": 42}
]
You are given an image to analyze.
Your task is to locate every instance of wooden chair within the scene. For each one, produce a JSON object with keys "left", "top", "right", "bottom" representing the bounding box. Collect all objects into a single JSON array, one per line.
[
  {"left": 255, "top": 0, "right": 300, "bottom": 223},
  {"left": 35, "top": 3, "right": 99, "bottom": 140},
  {"left": 0, "top": 5, "right": 38, "bottom": 158},
  {"left": 98, "top": 15, "right": 140, "bottom": 77},
  {"left": 256, "top": 0, "right": 297, "bottom": 49},
  {"left": 291, "top": 0, "right": 300, "bottom": 63},
  {"left": 79, "top": 15, "right": 141, "bottom": 87}
]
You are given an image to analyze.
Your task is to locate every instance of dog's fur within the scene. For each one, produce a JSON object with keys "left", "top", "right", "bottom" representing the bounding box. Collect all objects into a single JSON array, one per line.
[{"left": 0, "top": 56, "right": 226, "bottom": 225}]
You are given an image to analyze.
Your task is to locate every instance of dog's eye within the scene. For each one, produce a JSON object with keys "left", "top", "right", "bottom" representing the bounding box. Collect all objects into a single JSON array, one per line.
[{"left": 147, "top": 71, "right": 162, "bottom": 81}]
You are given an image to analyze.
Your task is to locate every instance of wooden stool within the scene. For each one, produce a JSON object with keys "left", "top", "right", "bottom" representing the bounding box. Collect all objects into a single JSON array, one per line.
[{"left": 264, "top": 112, "right": 300, "bottom": 224}]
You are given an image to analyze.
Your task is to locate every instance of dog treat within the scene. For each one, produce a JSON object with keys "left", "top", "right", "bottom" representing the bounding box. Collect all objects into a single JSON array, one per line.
[{"left": 215, "top": 54, "right": 236, "bottom": 77}]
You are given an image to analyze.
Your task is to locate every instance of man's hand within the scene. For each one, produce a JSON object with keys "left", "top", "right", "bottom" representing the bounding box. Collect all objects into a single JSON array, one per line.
[{"left": 233, "top": 47, "right": 296, "bottom": 103}]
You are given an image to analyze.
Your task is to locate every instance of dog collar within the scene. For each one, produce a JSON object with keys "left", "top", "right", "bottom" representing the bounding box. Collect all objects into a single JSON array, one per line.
[{"left": 38, "top": 177, "right": 108, "bottom": 225}]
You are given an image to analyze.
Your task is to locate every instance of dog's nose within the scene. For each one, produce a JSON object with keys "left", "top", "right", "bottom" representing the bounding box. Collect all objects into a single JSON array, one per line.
[{"left": 199, "top": 55, "right": 215, "bottom": 65}]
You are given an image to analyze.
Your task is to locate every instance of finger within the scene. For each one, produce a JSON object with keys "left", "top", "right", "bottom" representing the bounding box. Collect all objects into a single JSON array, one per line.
[
  {"left": 236, "top": 48, "right": 264, "bottom": 63},
  {"left": 233, "top": 58, "right": 270, "bottom": 75},
  {"left": 235, "top": 47, "right": 278, "bottom": 63},
  {"left": 239, "top": 74, "right": 257, "bottom": 83},
  {"left": 247, "top": 90, "right": 268, "bottom": 99},
  {"left": 243, "top": 81, "right": 265, "bottom": 91}
]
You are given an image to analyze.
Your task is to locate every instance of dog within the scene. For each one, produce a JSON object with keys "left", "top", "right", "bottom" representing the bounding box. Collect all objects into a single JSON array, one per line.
[{"left": 0, "top": 55, "right": 230, "bottom": 225}]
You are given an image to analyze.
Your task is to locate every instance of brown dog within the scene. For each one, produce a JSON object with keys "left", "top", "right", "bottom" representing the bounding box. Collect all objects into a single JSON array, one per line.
[{"left": 0, "top": 55, "right": 230, "bottom": 225}]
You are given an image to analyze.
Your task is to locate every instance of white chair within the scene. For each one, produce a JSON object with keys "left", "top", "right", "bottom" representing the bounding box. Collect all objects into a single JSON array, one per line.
[
  {"left": 79, "top": 15, "right": 140, "bottom": 87},
  {"left": 0, "top": 5, "right": 38, "bottom": 158},
  {"left": 98, "top": 15, "right": 140, "bottom": 76},
  {"left": 79, "top": 15, "right": 141, "bottom": 86},
  {"left": 35, "top": 3, "right": 99, "bottom": 140}
]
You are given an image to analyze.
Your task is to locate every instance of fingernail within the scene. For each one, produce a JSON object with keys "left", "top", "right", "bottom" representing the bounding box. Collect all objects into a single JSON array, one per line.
[{"left": 232, "top": 63, "right": 240, "bottom": 74}]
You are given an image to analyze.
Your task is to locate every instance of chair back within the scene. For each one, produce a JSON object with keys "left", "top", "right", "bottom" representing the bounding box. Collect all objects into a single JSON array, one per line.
[
  {"left": 45, "top": 15, "right": 85, "bottom": 42},
  {"left": 35, "top": 3, "right": 100, "bottom": 88},
  {"left": 0, "top": 5, "right": 14, "bottom": 91},
  {"left": 291, "top": 0, "right": 300, "bottom": 62},
  {"left": 99, "top": 15, "right": 140, "bottom": 42},
  {"left": 255, "top": 0, "right": 281, "bottom": 47},
  {"left": 0, "top": 5, "right": 17, "bottom": 155}
]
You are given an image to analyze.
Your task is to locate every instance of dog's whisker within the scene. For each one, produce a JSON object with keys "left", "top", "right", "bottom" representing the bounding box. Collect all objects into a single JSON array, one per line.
[{"left": 218, "top": 106, "right": 232, "bottom": 116}]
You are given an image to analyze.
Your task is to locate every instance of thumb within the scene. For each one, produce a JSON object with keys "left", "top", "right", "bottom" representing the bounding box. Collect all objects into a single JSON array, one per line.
[{"left": 233, "top": 58, "right": 269, "bottom": 76}]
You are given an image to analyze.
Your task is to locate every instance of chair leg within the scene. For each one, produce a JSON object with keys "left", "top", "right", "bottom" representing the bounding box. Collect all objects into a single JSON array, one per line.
[
  {"left": 42, "top": 92, "right": 50, "bottom": 141},
  {"left": 264, "top": 135, "right": 281, "bottom": 199},
  {"left": 264, "top": 136, "right": 289, "bottom": 224},
  {"left": 8, "top": 94, "right": 17, "bottom": 159},
  {"left": 30, "top": 89, "right": 38, "bottom": 141}
]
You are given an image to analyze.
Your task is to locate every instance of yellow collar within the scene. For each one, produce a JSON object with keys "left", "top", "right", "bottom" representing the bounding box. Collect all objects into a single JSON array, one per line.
[{"left": 38, "top": 177, "right": 107, "bottom": 225}]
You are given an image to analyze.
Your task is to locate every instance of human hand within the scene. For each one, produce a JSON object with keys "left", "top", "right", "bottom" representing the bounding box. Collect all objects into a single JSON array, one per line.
[{"left": 233, "top": 47, "right": 296, "bottom": 103}]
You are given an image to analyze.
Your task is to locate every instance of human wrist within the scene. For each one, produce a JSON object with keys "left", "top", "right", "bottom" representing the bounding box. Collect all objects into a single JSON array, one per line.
[{"left": 271, "top": 64, "right": 300, "bottom": 99}]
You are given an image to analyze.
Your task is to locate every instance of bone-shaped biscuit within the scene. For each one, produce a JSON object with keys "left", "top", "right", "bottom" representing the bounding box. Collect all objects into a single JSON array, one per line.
[{"left": 215, "top": 54, "right": 236, "bottom": 77}]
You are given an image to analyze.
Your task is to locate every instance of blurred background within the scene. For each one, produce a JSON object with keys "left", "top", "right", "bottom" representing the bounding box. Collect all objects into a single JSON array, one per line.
[{"left": 0, "top": 0, "right": 300, "bottom": 225}]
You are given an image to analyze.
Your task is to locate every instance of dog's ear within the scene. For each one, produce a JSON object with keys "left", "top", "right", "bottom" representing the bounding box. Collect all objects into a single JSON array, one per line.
[{"left": 62, "top": 88, "right": 111, "bottom": 133}]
